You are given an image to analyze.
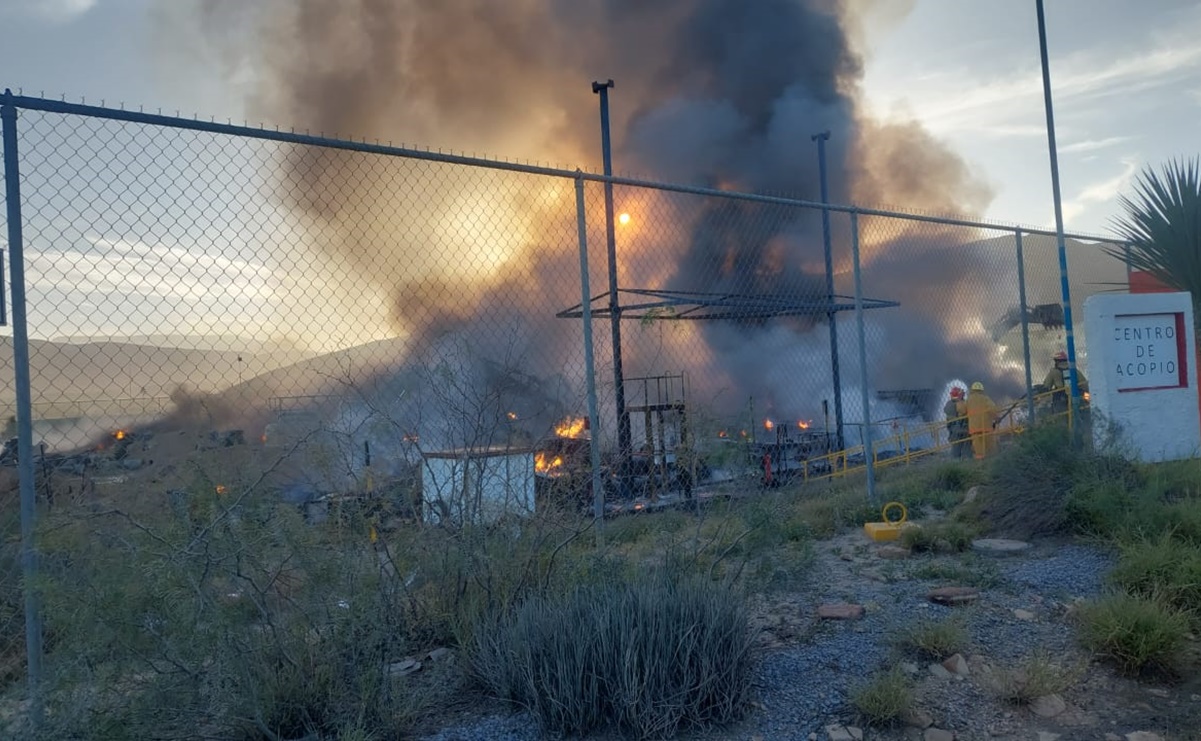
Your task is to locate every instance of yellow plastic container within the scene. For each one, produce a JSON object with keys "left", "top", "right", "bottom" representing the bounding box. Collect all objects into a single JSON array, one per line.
[{"left": 864, "top": 501, "right": 913, "bottom": 542}]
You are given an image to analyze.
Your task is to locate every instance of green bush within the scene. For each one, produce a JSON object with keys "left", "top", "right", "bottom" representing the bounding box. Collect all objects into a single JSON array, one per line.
[
  {"left": 850, "top": 665, "right": 912, "bottom": 727},
  {"left": 908, "top": 560, "right": 1002, "bottom": 588},
  {"left": 1065, "top": 478, "right": 1145, "bottom": 538},
  {"left": 927, "top": 461, "right": 985, "bottom": 493},
  {"left": 896, "top": 616, "right": 969, "bottom": 659},
  {"left": 1077, "top": 592, "right": 1191, "bottom": 675},
  {"left": 469, "top": 576, "right": 755, "bottom": 739},
  {"left": 901, "top": 521, "right": 979, "bottom": 554},
  {"left": 1143, "top": 498, "right": 1201, "bottom": 546},
  {"left": 1109, "top": 535, "right": 1201, "bottom": 615}
]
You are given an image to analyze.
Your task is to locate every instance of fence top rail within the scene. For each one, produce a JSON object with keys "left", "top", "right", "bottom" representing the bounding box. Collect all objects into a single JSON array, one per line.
[{"left": 1, "top": 89, "right": 1125, "bottom": 247}]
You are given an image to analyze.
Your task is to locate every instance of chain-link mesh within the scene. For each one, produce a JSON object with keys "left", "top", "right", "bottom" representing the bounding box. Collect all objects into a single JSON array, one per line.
[
  {"left": 7, "top": 109, "right": 594, "bottom": 486},
  {"left": 0, "top": 96, "right": 1147, "bottom": 734}
]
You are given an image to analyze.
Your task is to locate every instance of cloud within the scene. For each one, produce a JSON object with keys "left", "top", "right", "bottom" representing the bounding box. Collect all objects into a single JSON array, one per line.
[
  {"left": 1061, "top": 158, "right": 1140, "bottom": 225},
  {"left": 5, "top": 0, "right": 98, "bottom": 23},
  {"left": 875, "top": 22, "right": 1201, "bottom": 139},
  {"left": 1061, "top": 136, "right": 1135, "bottom": 154}
]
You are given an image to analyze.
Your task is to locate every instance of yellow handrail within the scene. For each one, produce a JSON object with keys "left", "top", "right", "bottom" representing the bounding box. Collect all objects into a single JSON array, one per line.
[{"left": 764, "top": 387, "right": 1081, "bottom": 483}]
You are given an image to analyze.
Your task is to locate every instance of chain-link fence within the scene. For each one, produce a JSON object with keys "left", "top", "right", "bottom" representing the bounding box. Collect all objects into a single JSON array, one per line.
[{"left": 0, "top": 91, "right": 1134, "bottom": 733}]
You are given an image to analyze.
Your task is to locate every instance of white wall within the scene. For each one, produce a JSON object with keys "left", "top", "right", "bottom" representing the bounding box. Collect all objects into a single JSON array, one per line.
[{"left": 1084, "top": 291, "right": 1201, "bottom": 462}]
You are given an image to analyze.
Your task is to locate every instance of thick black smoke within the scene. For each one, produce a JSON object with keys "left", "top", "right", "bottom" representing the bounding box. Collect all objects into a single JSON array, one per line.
[{"left": 166, "top": 0, "right": 1015, "bottom": 434}]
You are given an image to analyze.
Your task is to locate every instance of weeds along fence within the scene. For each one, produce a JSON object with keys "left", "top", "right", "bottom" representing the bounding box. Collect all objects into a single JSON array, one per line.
[{"left": 0, "top": 90, "right": 1131, "bottom": 730}]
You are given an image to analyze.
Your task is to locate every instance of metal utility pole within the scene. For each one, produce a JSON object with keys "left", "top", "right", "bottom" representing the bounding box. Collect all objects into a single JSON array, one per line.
[
  {"left": 1035, "top": 0, "right": 1082, "bottom": 429},
  {"left": 812, "top": 131, "right": 845, "bottom": 452},
  {"left": 592, "top": 80, "right": 632, "bottom": 471}
]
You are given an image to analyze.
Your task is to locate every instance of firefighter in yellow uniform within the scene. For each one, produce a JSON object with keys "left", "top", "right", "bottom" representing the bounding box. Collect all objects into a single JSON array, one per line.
[
  {"left": 966, "top": 382, "right": 999, "bottom": 459},
  {"left": 1042, "top": 350, "right": 1088, "bottom": 416}
]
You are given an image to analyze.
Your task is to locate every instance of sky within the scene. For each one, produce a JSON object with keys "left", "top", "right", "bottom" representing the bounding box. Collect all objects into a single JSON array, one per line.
[
  {"left": 0, "top": 0, "right": 1196, "bottom": 360},
  {"left": 1, "top": 0, "right": 1198, "bottom": 237}
]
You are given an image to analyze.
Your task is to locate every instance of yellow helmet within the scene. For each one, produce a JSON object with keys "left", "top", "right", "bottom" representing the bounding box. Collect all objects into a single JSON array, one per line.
[{"left": 971, "top": 382, "right": 984, "bottom": 391}]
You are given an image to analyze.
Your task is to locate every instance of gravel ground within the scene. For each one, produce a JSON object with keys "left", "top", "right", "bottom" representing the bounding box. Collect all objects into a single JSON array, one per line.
[
  {"left": 419, "top": 535, "right": 1121, "bottom": 741},
  {"left": 419, "top": 713, "right": 542, "bottom": 741}
]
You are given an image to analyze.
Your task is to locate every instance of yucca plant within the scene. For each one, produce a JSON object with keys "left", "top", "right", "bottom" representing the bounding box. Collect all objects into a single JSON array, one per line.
[{"left": 1106, "top": 157, "right": 1201, "bottom": 329}]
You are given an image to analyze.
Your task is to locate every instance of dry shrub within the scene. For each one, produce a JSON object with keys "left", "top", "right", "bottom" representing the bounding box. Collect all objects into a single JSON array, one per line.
[
  {"left": 986, "top": 652, "right": 1083, "bottom": 704},
  {"left": 469, "top": 576, "right": 756, "bottom": 739},
  {"left": 981, "top": 423, "right": 1141, "bottom": 539}
]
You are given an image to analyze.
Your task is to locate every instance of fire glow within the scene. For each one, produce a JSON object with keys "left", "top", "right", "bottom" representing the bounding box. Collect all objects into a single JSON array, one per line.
[
  {"left": 554, "top": 416, "right": 587, "bottom": 438},
  {"left": 535, "top": 451, "right": 564, "bottom": 475}
]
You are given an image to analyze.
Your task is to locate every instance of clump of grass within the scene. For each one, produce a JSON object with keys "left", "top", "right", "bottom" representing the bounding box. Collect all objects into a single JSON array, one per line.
[
  {"left": 469, "top": 576, "right": 755, "bottom": 739},
  {"left": 1108, "top": 534, "right": 1201, "bottom": 616},
  {"left": 1065, "top": 477, "right": 1146, "bottom": 538},
  {"left": 988, "top": 651, "right": 1083, "bottom": 704},
  {"left": 901, "top": 521, "right": 979, "bottom": 554},
  {"left": 908, "top": 558, "right": 1002, "bottom": 588},
  {"left": 1076, "top": 592, "right": 1191, "bottom": 676},
  {"left": 792, "top": 488, "right": 879, "bottom": 538},
  {"left": 739, "top": 494, "right": 812, "bottom": 552},
  {"left": 897, "top": 616, "right": 969, "bottom": 659},
  {"left": 879, "top": 477, "right": 959, "bottom": 516},
  {"left": 927, "top": 461, "right": 985, "bottom": 493},
  {"left": 1143, "top": 498, "right": 1201, "bottom": 547},
  {"left": 850, "top": 665, "right": 913, "bottom": 727}
]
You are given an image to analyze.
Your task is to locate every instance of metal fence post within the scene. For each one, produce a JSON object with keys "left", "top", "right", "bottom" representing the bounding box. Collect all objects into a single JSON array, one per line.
[
  {"left": 1016, "top": 230, "right": 1036, "bottom": 423},
  {"left": 812, "top": 131, "right": 844, "bottom": 451},
  {"left": 574, "top": 175, "right": 605, "bottom": 541},
  {"left": 2, "top": 89, "right": 43, "bottom": 731},
  {"left": 850, "top": 210, "right": 876, "bottom": 503}
]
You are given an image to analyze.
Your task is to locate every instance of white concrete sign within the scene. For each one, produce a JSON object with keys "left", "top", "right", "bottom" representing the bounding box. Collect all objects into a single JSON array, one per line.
[
  {"left": 1111, "top": 313, "right": 1184, "bottom": 391},
  {"left": 1084, "top": 291, "right": 1200, "bottom": 462}
]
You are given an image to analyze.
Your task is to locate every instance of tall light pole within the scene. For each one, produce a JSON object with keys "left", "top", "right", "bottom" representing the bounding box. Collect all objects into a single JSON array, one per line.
[
  {"left": 592, "top": 79, "right": 632, "bottom": 474},
  {"left": 812, "top": 131, "right": 844, "bottom": 452},
  {"left": 1035, "top": 0, "right": 1082, "bottom": 423}
]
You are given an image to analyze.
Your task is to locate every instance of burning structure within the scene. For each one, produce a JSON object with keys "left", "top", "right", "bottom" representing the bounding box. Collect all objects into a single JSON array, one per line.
[{"left": 123, "top": 0, "right": 1066, "bottom": 505}]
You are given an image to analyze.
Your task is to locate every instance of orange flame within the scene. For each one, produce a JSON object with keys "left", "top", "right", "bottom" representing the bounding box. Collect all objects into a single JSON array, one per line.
[
  {"left": 718, "top": 430, "right": 728, "bottom": 438},
  {"left": 764, "top": 419, "right": 774, "bottom": 431},
  {"left": 215, "top": 484, "right": 228, "bottom": 496},
  {"left": 798, "top": 420, "right": 811, "bottom": 430},
  {"left": 535, "top": 451, "right": 564, "bottom": 475},
  {"left": 507, "top": 411, "right": 518, "bottom": 420},
  {"left": 554, "top": 416, "right": 587, "bottom": 438},
  {"left": 114, "top": 430, "right": 126, "bottom": 440}
]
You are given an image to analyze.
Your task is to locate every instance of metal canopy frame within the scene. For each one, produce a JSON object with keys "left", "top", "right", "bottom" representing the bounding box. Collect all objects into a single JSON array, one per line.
[{"left": 557, "top": 288, "right": 900, "bottom": 322}]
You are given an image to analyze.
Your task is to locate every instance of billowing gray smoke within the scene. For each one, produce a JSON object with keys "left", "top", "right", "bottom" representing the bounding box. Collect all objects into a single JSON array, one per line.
[{"left": 168, "top": 0, "right": 1019, "bottom": 440}]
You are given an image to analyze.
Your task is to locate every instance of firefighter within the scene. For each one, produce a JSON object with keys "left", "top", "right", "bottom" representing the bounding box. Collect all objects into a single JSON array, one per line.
[
  {"left": 943, "top": 387, "right": 969, "bottom": 458},
  {"left": 1042, "top": 350, "right": 1089, "bottom": 416},
  {"left": 966, "top": 382, "right": 999, "bottom": 460}
]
